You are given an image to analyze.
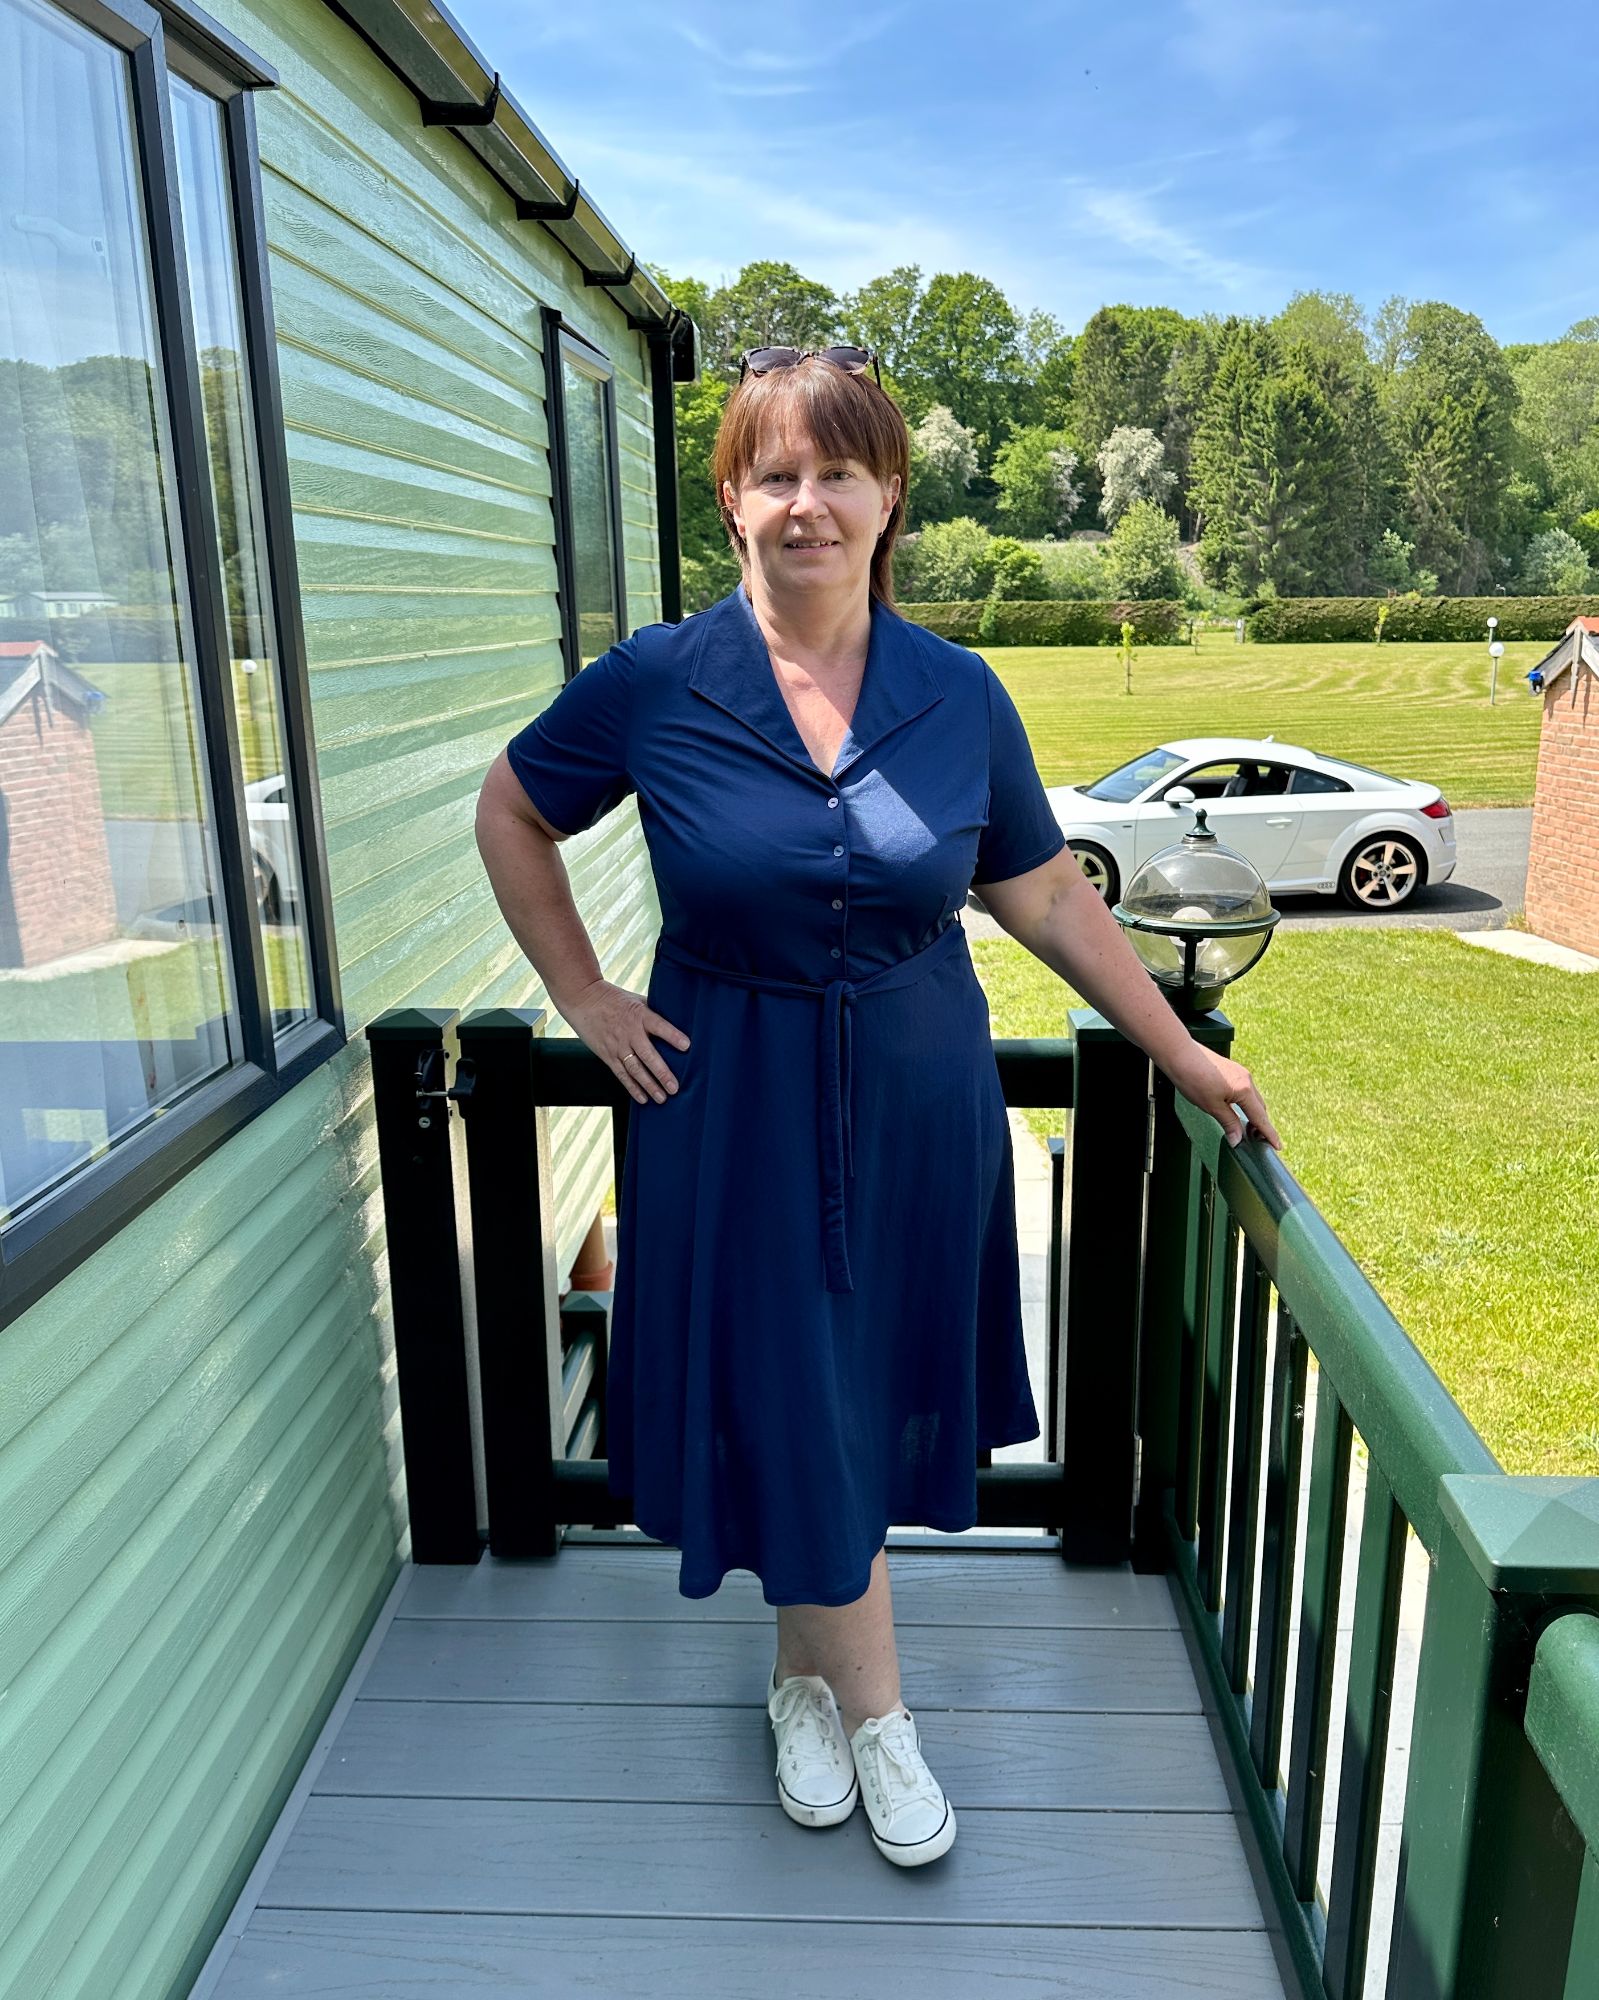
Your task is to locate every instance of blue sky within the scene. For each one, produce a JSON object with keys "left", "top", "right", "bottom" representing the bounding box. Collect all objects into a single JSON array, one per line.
[{"left": 446, "top": 0, "right": 1597, "bottom": 345}]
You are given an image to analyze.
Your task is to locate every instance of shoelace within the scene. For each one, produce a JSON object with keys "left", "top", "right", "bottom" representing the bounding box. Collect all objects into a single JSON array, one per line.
[
  {"left": 856, "top": 1709, "right": 942, "bottom": 1814},
  {"left": 770, "top": 1676, "right": 845, "bottom": 1776}
]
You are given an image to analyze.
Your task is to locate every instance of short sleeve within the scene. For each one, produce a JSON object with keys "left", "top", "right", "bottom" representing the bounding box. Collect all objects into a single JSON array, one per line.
[
  {"left": 971, "top": 659, "right": 1068, "bottom": 887},
  {"left": 505, "top": 638, "right": 636, "bottom": 837}
]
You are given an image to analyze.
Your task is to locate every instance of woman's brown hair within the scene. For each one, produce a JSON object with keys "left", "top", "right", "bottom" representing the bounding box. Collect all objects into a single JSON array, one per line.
[{"left": 711, "top": 361, "right": 911, "bottom": 608}]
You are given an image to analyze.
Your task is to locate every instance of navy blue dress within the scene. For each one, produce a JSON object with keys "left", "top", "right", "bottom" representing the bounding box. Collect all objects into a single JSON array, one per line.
[{"left": 505, "top": 583, "right": 1067, "bottom": 1606}]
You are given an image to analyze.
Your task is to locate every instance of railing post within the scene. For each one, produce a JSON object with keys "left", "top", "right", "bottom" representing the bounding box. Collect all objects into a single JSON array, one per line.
[
  {"left": 457, "top": 1008, "right": 566, "bottom": 1559},
  {"left": 1132, "top": 1012, "right": 1232, "bottom": 1573},
  {"left": 1058, "top": 1011, "right": 1149, "bottom": 1563},
  {"left": 1388, "top": 1475, "right": 1599, "bottom": 1999},
  {"left": 365, "top": 1007, "right": 480, "bottom": 1564}
]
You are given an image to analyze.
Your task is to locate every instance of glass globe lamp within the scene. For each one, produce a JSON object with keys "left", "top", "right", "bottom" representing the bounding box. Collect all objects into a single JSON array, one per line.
[{"left": 1112, "top": 806, "right": 1280, "bottom": 1016}]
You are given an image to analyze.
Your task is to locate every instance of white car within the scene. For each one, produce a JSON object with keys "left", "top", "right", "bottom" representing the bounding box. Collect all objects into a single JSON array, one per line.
[{"left": 1039, "top": 737, "right": 1456, "bottom": 911}]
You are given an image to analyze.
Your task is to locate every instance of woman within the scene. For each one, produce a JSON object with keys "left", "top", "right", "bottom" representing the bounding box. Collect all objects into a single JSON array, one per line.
[{"left": 475, "top": 345, "right": 1280, "bottom": 1871}]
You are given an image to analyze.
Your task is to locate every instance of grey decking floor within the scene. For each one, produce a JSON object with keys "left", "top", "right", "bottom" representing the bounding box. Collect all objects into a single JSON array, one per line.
[{"left": 190, "top": 1536, "right": 1291, "bottom": 1999}]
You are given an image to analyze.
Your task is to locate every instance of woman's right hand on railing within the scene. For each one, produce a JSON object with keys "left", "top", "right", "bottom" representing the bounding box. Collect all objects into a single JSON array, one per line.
[{"left": 560, "top": 979, "right": 691, "bottom": 1106}]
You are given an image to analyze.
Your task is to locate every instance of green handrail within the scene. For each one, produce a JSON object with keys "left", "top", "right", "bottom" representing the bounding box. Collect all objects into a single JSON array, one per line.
[
  {"left": 1526, "top": 1611, "right": 1599, "bottom": 1855},
  {"left": 1172, "top": 1095, "right": 1498, "bottom": 1551}
]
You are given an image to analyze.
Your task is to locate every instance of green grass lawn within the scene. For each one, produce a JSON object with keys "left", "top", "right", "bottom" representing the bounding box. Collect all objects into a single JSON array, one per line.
[
  {"left": 993, "top": 631, "right": 1543, "bottom": 808},
  {"left": 972, "top": 926, "right": 1599, "bottom": 1478}
]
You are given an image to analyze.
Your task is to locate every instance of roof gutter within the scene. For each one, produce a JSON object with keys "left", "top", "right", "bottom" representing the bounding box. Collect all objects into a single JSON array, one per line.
[{"left": 321, "top": 0, "right": 699, "bottom": 359}]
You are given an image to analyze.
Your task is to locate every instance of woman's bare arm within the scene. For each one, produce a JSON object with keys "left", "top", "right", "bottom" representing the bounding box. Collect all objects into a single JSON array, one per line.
[{"left": 473, "top": 752, "right": 689, "bottom": 1103}]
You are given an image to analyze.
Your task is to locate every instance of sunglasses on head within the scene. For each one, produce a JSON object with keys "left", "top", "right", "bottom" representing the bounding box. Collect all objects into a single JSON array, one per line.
[{"left": 738, "top": 344, "right": 882, "bottom": 387}]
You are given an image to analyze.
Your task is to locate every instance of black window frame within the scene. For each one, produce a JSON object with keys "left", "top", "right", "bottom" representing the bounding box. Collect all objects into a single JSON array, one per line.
[
  {"left": 0, "top": 0, "right": 345, "bottom": 1330},
  {"left": 542, "top": 308, "right": 628, "bottom": 683}
]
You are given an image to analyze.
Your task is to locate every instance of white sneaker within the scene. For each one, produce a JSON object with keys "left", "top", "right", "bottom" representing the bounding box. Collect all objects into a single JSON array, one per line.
[
  {"left": 850, "top": 1705, "right": 957, "bottom": 1866},
  {"left": 767, "top": 1666, "right": 858, "bottom": 1827}
]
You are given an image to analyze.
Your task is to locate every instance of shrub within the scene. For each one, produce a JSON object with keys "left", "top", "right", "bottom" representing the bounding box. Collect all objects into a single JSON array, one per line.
[
  {"left": 1103, "top": 499, "right": 1187, "bottom": 602},
  {"left": 1244, "top": 596, "right": 1599, "bottom": 642},
  {"left": 1571, "top": 510, "right": 1599, "bottom": 564},
  {"left": 898, "top": 599, "right": 1186, "bottom": 645},
  {"left": 897, "top": 516, "right": 994, "bottom": 600},
  {"left": 1516, "top": 529, "right": 1592, "bottom": 597},
  {"left": 1036, "top": 538, "right": 1108, "bottom": 599}
]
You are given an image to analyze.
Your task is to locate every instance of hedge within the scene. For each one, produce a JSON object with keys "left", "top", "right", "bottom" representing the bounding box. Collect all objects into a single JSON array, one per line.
[
  {"left": 896, "top": 599, "right": 1187, "bottom": 646},
  {"left": 1244, "top": 596, "right": 1599, "bottom": 644}
]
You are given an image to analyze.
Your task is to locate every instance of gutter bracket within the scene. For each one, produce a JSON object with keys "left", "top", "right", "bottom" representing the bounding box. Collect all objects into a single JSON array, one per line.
[
  {"left": 517, "top": 179, "right": 581, "bottom": 223},
  {"left": 578, "top": 250, "right": 636, "bottom": 292},
  {"left": 419, "top": 71, "right": 501, "bottom": 127}
]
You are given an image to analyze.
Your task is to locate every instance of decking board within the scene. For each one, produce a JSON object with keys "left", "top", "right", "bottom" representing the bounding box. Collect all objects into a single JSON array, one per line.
[
  {"left": 193, "top": 1539, "right": 1290, "bottom": 1999},
  {"left": 218, "top": 1910, "right": 1290, "bottom": 1998}
]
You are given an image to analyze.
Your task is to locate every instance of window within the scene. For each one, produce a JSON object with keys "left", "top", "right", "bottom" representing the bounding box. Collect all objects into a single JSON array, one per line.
[
  {"left": 543, "top": 311, "right": 627, "bottom": 677},
  {"left": 0, "top": 0, "right": 341, "bottom": 1325},
  {"left": 1082, "top": 746, "right": 1185, "bottom": 803},
  {"left": 1162, "top": 761, "right": 1292, "bottom": 801},
  {"left": 1287, "top": 766, "right": 1354, "bottom": 795}
]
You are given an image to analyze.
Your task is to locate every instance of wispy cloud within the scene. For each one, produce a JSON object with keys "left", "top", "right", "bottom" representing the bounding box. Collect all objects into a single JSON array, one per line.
[
  {"left": 673, "top": 10, "right": 906, "bottom": 74},
  {"left": 1073, "top": 186, "right": 1266, "bottom": 294}
]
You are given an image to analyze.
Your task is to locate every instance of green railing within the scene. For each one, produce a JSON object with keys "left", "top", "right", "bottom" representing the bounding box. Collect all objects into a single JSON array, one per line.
[{"left": 1136, "top": 1021, "right": 1599, "bottom": 2000}]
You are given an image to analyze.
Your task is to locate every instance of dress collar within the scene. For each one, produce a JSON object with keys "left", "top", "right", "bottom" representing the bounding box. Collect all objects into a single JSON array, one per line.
[{"left": 686, "top": 582, "right": 944, "bottom": 784}]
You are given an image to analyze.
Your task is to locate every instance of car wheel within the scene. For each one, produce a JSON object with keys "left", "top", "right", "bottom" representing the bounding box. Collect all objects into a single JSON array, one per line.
[
  {"left": 1069, "top": 841, "right": 1119, "bottom": 904},
  {"left": 1337, "top": 833, "right": 1426, "bottom": 910}
]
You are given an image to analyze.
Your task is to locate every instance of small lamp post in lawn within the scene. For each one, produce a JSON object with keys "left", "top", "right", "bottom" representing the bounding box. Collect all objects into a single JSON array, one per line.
[{"left": 1487, "top": 615, "right": 1503, "bottom": 706}]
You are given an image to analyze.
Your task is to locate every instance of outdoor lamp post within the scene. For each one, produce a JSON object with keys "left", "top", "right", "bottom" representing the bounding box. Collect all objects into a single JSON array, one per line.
[
  {"left": 1112, "top": 803, "right": 1280, "bottom": 1017},
  {"left": 1487, "top": 615, "right": 1502, "bottom": 706}
]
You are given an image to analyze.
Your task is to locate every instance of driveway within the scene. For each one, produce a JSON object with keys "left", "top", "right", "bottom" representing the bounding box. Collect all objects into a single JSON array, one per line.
[{"left": 963, "top": 808, "right": 1531, "bottom": 941}]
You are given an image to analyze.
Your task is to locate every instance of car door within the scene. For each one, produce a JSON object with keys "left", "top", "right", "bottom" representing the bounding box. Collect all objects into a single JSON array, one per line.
[
  {"left": 1136, "top": 761, "right": 1301, "bottom": 882},
  {"left": 1276, "top": 766, "right": 1359, "bottom": 886}
]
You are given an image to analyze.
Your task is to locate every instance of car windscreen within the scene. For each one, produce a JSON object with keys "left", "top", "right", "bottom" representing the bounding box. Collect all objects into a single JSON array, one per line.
[{"left": 1082, "top": 747, "right": 1187, "bottom": 803}]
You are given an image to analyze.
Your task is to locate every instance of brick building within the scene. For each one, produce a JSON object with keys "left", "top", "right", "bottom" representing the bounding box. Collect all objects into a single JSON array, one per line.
[
  {"left": 0, "top": 641, "right": 117, "bottom": 969},
  {"left": 1524, "top": 616, "right": 1599, "bottom": 957}
]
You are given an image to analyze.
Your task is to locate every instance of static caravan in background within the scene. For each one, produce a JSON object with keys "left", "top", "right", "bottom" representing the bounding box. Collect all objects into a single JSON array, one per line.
[{"left": 0, "top": 0, "right": 693, "bottom": 1990}]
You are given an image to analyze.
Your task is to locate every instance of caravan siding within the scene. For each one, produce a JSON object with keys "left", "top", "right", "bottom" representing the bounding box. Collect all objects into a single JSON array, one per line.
[{"left": 0, "top": 0, "right": 660, "bottom": 1993}]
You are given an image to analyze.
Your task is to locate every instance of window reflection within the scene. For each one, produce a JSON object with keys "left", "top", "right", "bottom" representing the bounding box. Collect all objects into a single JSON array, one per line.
[
  {"left": 168, "top": 75, "right": 312, "bottom": 1034},
  {"left": 561, "top": 350, "right": 621, "bottom": 664},
  {"left": 0, "top": 0, "right": 234, "bottom": 1225}
]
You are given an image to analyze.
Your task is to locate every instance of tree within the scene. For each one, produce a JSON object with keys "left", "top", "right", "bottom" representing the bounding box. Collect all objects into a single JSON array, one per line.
[
  {"left": 1509, "top": 326, "right": 1599, "bottom": 523},
  {"left": 1103, "top": 500, "right": 1187, "bottom": 600},
  {"left": 903, "top": 272, "right": 1028, "bottom": 445},
  {"left": 842, "top": 266, "right": 923, "bottom": 380},
  {"left": 990, "top": 425, "right": 1082, "bottom": 538},
  {"left": 704, "top": 260, "right": 841, "bottom": 375},
  {"left": 1069, "top": 304, "right": 1192, "bottom": 459},
  {"left": 1191, "top": 327, "right": 1359, "bottom": 595},
  {"left": 1516, "top": 529, "right": 1591, "bottom": 595},
  {"left": 670, "top": 371, "right": 740, "bottom": 601},
  {"left": 1271, "top": 291, "right": 1371, "bottom": 373},
  {"left": 1096, "top": 426, "right": 1175, "bottom": 527},
  {"left": 1383, "top": 302, "right": 1518, "bottom": 591},
  {"left": 1366, "top": 528, "right": 1438, "bottom": 596},
  {"left": 908, "top": 404, "right": 979, "bottom": 524},
  {"left": 1162, "top": 315, "right": 1225, "bottom": 536}
]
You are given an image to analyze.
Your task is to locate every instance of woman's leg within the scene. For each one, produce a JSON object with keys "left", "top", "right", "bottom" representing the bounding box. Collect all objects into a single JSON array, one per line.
[{"left": 773, "top": 1547, "right": 907, "bottom": 1737}]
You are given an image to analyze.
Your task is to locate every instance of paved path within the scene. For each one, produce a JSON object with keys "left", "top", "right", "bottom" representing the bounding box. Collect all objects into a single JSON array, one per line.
[{"left": 963, "top": 807, "right": 1530, "bottom": 942}]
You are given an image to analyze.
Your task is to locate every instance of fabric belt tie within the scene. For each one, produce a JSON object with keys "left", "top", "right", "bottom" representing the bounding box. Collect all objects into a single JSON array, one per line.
[{"left": 653, "top": 919, "right": 968, "bottom": 1294}]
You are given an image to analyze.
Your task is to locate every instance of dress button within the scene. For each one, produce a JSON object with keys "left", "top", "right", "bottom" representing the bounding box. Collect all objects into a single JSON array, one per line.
[
  {"left": 831, "top": 898, "right": 843, "bottom": 910},
  {"left": 827, "top": 796, "right": 839, "bottom": 809},
  {"left": 830, "top": 947, "right": 841, "bottom": 959},
  {"left": 833, "top": 843, "right": 844, "bottom": 856}
]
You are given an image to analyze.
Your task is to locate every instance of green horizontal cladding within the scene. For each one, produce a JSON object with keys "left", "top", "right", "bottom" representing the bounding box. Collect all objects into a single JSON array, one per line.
[
  {"left": 0, "top": 0, "right": 665, "bottom": 1994},
  {"left": 1172, "top": 1093, "right": 1498, "bottom": 1552},
  {"left": 1526, "top": 1611, "right": 1599, "bottom": 1855}
]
